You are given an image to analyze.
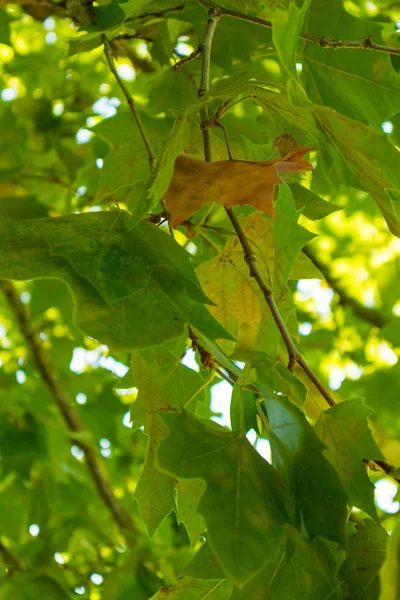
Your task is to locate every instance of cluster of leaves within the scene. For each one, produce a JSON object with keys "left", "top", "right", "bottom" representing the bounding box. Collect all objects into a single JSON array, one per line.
[{"left": 1, "top": 0, "right": 400, "bottom": 598}]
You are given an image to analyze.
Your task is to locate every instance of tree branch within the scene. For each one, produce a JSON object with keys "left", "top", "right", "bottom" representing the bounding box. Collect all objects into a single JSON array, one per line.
[
  {"left": 303, "top": 245, "right": 390, "bottom": 329},
  {"left": 102, "top": 34, "right": 156, "bottom": 170},
  {"left": 0, "top": 280, "right": 135, "bottom": 534},
  {"left": 195, "top": 0, "right": 400, "bottom": 57},
  {"left": 125, "top": 4, "right": 185, "bottom": 23},
  {"left": 224, "top": 208, "right": 337, "bottom": 407},
  {"left": 0, "top": 538, "right": 22, "bottom": 574},
  {"left": 196, "top": 6, "right": 336, "bottom": 407},
  {"left": 196, "top": 1, "right": 400, "bottom": 493}
]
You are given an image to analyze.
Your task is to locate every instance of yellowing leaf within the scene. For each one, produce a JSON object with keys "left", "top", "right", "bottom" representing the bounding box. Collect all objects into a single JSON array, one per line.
[
  {"left": 163, "top": 148, "right": 314, "bottom": 227},
  {"left": 196, "top": 213, "right": 273, "bottom": 349},
  {"left": 196, "top": 211, "right": 314, "bottom": 351}
]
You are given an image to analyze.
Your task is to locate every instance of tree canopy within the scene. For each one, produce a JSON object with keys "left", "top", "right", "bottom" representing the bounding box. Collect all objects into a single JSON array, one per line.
[{"left": 1, "top": 0, "right": 400, "bottom": 598}]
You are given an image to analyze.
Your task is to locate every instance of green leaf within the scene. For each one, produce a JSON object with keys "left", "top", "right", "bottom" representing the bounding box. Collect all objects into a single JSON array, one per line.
[
  {"left": 134, "top": 441, "right": 175, "bottom": 536},
  {"left": 176, "top": 478, "right": 207, "bottom": 546},
  {"left": 289, "top": 251, "right": 323, "bottom": 280},
  {"left": 379, "top": 520, "right": 400, "bottom": 600},
  {"left": 263, "top": 394, "right": 348, "bottom": 544},
  {"left": 114, "top": 368, "right": 135, "bottom": 390},
  {"left": 0, "top": 574, "right": 70, "bottom": 600},
  {"left": 313, "top": 105, "right": 400, "bottom": 237},
  {"left": 83, "top": 0, "right": 125, "bottom": 32},
  {"left": 302, "top": 0, "right": 400, "bottom": 127},
  {"left": 274, "top": 187, "right": 316, "bottom": 284},
  {"left": 315, "top": 399, "right": 384, "bottom": 519},
  {"left": 131, "top": 112, "right": 190, "bottom": 226},
  {"left": 340, "top": 520, "right": 388, "bottom": 600},
  {"left": 230, "top": 384, "right": 258, "bottom": 433},
  {"left": 0, "top": 211, "right": 229, "bottom": 350},
  {"left": 158, "top": 410, "right": 289, "bottom": 587},
  {"left": 196, "top": 211, "right": 312, "bottom": 352},
  {"left": 289, "top": 182, "right": 341, "bottom": 220},
  {"left": 92, "top": 111, "right": 171, "bottom": 201},
  {"left": 273, "top": 0, "right": 311, "bottom": 102},
  {"left": 131, "top": 346, "right": 207, "bottom": 534},
  {"left": 0, "top": 195, "right": 49, "bottom": 221},
  {"left": 149, "top": 578, "right": 233, "bottom": 600},
  {"left": 253, "top": 89, "right": 320, "bottom": 145},
  {"left": 180, "top": 541, "right": 226, "bottom": 581},
  {"left": 231, "top": 526, "right": 344, "bottom": 600}
]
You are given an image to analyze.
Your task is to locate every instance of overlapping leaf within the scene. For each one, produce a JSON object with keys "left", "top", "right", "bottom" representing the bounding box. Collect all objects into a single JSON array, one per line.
[
  {"left": 196, "top": 211, "right": 314, "bottom": 348},
  {"left": 183, "top": 529, "right": 343, "bottom": 600},
  {"left": 313, "top": 105, "right": 400, "bottom": 237},
  {"left": 341, "top": 520, "right": 388, "bottom": 599},
  {"left": 149, "top": 577, "right": 233, "bottom": 600},
  {"left": 158, "top": 410, "right": 290, "bottom": 587},
  {"left": 0, "top": 211, "right": 229, "bottom": 350},
  {"left": 131, "top": 346, "right": 207, "bottom": 535},
  {"left": 263, "top": 394, "right": 348, "bottom": 544},
  {"left": 315, "top": 399, "right": 384, "bottom": 518},
  {"left": 92, "top": 110, "right": 172, "bottom": 202},
  {"left": 302, "top": 0, "right": 400, "bottom": 127},
  {"left": 176, "top": 479, "right": 207, "bottom": 546}
]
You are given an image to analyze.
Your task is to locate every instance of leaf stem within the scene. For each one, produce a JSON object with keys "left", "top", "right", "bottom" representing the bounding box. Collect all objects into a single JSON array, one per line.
[
  {"left": 0, "top": 280, "right": 135, "bottom": 534},
  {"left": 102, "top": 34, "right": 156, "bottom": 170},
  {"left": 183, "top": 369, "right": 216, "bottom": 408},
  {"left": 125, "top": 4, "right": 185, "bottom": 23}
]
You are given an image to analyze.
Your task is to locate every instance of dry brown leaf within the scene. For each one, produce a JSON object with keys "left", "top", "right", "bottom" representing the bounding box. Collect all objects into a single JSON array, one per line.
[
  {"left": 162, "top": 148, "right": 314, "bottom": 228},
  {"left": 274, "top": 133, "right": 299, "bottom": 156}
]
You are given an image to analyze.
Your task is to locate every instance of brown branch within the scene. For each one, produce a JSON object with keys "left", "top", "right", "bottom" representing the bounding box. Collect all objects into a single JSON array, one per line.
[
  {"left": 197, "top": 4, "right": 337, "bottom": 409},
  {"left": 194, "top": 1, "right": 400, "bottom": 493},
  {"left": 195, "top": 0, "right": 400, "bottom": 57},
  {"left": 303, "top": 245, "right": 390, "bottom": 329},
  {"left": 0, "top": 538, "right": 22, "bottom": 574},
  {"left": 0, "top": 280, "right": 135, "bottom": 534},
  {"left": 102, "top": 34, "right": 156, "bottom": 170},
  {"left": 0, "top": 0, "right": 65, "bottom": 8},
  {"left": 15, "top": 172, "right": 71, "bottom": 190},
  {"left": 224, "top": 208, "right": 336, "bottom": 407}
]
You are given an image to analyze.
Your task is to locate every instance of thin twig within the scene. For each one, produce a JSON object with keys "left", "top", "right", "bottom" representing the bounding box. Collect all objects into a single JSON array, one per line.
[
  {"left": 215, "top": 367, "right": 236, "bottom": 386},
  {"left": 197, "top": 3, "right": 400, "bottom": 57},
  {"left": 112, "top": 33, "right": 153, "bottom": 42},
  {"left": 15, "top": 172, "right": 71, "bottom": 189},
  {"left": 373, "top": 460, "right": 400, "bottom": 485},
  {"left": 198, "top": 9, "right": 220, "bottom": 162},
  {"left": 125, "top": 4, "right": 185, "bottom": 23},
  {"left": 303, "top": 246, "right": 389, "bottom": 329},
  {"left": 173, "top": 45, "right": 202, "bottom": 72},
  {"left": 102, "top": 34, "right": 156, "bottom": 170},
  {"left": 0, "top": 280, "right": 135, "bottom": 534}
]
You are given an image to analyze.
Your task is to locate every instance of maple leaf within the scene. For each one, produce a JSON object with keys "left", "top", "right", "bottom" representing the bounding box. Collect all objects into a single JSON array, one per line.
[{"left": 162, "top": 148, "right": 314, "bottom": 228}]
